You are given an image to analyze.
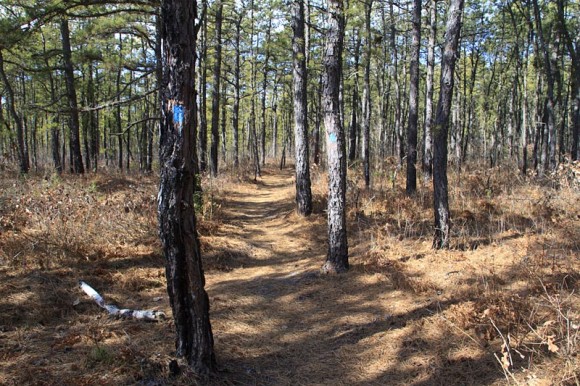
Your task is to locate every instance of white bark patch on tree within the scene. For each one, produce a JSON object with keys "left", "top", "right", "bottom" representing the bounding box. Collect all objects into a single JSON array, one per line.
[{"left": 79, "top": 281, "right": 166, "bottom": 321}]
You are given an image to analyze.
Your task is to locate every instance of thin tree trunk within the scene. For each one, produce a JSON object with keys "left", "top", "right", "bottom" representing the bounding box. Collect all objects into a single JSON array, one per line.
[
  {"left": 388, "top": 1, "right": 403, "bottom": 164},
  {"left": 198, "top": 0, "right": 208, "bottom": 173},
  {"left": 261, "top": 19, "right": 272, "bottom": 165},
  {"left": 292, "top": 0, "right": 313, "bottom": 216},
  {"left": 60, "top": 19, "right": 84, "bottom": 174},
  {"left": 232, "top": 12, "right": 242, "bottom": 168},
  {"left": 210, "top": 0, "right": 223, "bottom": 177},
  {"left": 116, "top": 34, "right": 124, "bottom": 171},
  {"left": 423, "top": 0, "right": 436, "bottom": 181},
  {"left": 406, "top": 0, "right": 421, "bottom": 195},
  {"left": 220, "top": 80, "right": 227, "bottom": 163},
  {"left": 0, "top": 51, "right": 29, "bottom": 174},
  {"left": 348, "top": 32, "right": 361, "bottom": 162},
  {"left": 321, "top": 0, "right": 348, "bottom": 274},
  {"left": 432, "top": 0, "right": 464, "bottom": 249},
  {"left": 532, "top": 0, "right": 557, "bottom": 171},
  {"left": 159, "top": 0, "right": 216, "bottom": 374},
  {"left": 555, "top": 0, "right": 579, "bottom": 161},
  {"left": 362, "top": 1, "right": 373, "bottom": 189},
  {"left": 313, "top": 72, "right": 322, "bottom": 165}
]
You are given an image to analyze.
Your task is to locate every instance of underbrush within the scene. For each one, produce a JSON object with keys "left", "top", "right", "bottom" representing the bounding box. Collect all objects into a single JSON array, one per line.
[
  {"left": 0, "top": 160, "right": 577, "bottom": 384},
  {"left": 308, "top": 160, "right": 579, "bottom": 384}
]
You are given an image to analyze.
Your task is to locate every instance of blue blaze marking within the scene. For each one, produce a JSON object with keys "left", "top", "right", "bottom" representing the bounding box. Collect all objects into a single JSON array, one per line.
[
  {"left": 173, "top": 105, "right": 184, "bottom": 126},
  {"left": 329, "top": 133, "right": 337, "bottom": 143}
]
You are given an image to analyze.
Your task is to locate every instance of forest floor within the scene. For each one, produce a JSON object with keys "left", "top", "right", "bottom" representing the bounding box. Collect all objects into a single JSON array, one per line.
[{"left": 0, "top": 162, "right": 578, "bottom": 385}]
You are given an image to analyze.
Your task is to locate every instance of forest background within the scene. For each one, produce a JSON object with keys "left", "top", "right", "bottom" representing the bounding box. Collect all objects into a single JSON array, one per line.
[{"left": 0, "top": 0, "right": 579, "bottom": 384}]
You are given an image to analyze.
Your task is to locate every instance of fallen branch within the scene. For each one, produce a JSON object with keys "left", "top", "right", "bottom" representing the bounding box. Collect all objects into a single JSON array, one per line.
[{"left": 79, "top": 280, "right": 166, "bottom": 321}]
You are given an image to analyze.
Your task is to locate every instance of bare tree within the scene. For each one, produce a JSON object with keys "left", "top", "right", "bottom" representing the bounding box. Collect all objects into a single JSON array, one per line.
[{"left": 433, "top": 0, "right": 464, "bottom": 249}]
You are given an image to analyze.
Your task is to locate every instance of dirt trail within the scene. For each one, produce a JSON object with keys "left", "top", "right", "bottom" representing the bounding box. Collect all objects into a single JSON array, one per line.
[{"left": 203, "top": 167, "right": 499, "bottom": 385}]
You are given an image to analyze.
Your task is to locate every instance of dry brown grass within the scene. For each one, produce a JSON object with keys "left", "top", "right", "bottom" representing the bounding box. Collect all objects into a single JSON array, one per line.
[{"left": 0, "top": 160, "right": 578, "bottom": 385}]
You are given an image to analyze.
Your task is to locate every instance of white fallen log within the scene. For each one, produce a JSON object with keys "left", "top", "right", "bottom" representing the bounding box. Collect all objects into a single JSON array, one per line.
[{"left": 79, "top": 280, "right": 166, "bottom": 321}]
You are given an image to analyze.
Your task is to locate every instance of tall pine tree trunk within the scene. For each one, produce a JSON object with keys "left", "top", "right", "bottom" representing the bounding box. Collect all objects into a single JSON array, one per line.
[
  {"left": 292, "top": 0, "right": 313, "bottom": 216},
  {"left": 158, "top": 0, "right": 216, "bottom": 374},
  {"left": 532, "top": 0, "right": 557, "bottom": 172},
  {"left": 423, "top": 0, "right": 436, "bottom": 181},
  {"left": 232, "top": 12, "right": 242, "bottom": 169},
  {"left": 321, "top": 0, "right": 348, "bottom": 274},
  {"left": 348, "top": 32, "right": 360, "bottom": 162},
  {"left": 362, "top": 1, "right": 373, "bottom": 189},
  {"left": 406, "top": 0, "right": 421, "bottom": 194},
  {"left": 198, "top": 0, "right": 208, "bottom": 173},
  {"left": 0, "top": 51, "right": 29, "bottom": 174},
  {"left": 60, "top": 18, "right": 84, "bottom": 174},
  {"left": 433, "top": 0, "right": 464, "bottom": 249},
  {"left": 209, "top": 0, "right": 223, "bottom": 177}
]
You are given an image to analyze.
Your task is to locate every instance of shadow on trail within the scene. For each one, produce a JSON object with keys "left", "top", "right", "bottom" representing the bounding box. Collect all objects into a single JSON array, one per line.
[
  {"left": 203, "top": 166, "right": 504, "bottom": 385},
  {"left": 208, "top": 265, "right": 502, "bottom": 386}
]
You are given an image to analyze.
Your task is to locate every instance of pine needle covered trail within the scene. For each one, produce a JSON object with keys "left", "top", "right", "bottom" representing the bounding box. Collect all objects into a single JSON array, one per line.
[{"left": 202, "top": 167, "right": 499, "bottom": 385}]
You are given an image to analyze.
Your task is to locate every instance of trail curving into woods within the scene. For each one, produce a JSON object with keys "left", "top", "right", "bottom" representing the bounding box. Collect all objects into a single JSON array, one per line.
[{"left": 202, "top": 166, "right": 501, "bottom": 385}]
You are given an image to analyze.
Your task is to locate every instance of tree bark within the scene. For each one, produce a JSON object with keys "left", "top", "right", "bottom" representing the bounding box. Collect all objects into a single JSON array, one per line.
[
  {"left": 209, "top": 0, "right": 223, "bottom": 177},
  {"left": 532, "top": 0, "right": 557, "bottom": 172},
  {"left": 432, "top": 0, "right": 464, "bottom": 249},
  {"left": 555, "top": 0, "right": 579, "bottom": 161},
  {"left": 232, "top": 11, "right": 242, "bottom": 168},
  {"left": 261, "top": 19, "right": 272, "bottom": 165},
  {"left": 348, "top": 32, "right": 360, "bottom": 162},
  {"left": 198, "top": 0, "right": 208, "bottom": 173},
  {"left": 0, "top": 51, "right": 29, "bottom": 174},
  {"left": 60, "top": 18, "right": 84, "bottom": 174},
  {"left": 362, "top": 1, "right": 373, "bottom": 189},
  {"left": 159, "top": 0, "right": 216, "bottom": 374},
  {"left": 389, "top": 0, "right": 404, "bottom": 164},
  {"left": 406, "top": 0, "right": 421, "bottom": 195},
  {"left": 321, "top": 0, "right": 348, "bottom": 274},
  {"left": 115, "top": 34, "right": 124, "bottom": 171},
  {"left": 292, "top": 0, "right": 313, "bottom": 216}
]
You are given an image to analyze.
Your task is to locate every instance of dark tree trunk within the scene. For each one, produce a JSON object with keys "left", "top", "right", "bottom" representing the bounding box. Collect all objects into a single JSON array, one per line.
[
  {"left": 153, "top": 14, "right": 163, "bottom": 173},
  {"left": 232, "top": 12, "right": 242, "bottom": 169},
  {"left": 210, "top": 0, "right": 223, "bottom": 177},
  {"left": 432, "top": 0, "right": 464, "bottom": 249},
  {"left": 406, "top": 0, "right": 421, "bottom": 195},
  {"left": 362, "top": 1, "right": 373, "bottom": 189},
  {"left": 555, "top": 0, "right": 579, "bottom": 160},
  {"left": 198, "top": 0, "right": 208, "bottom": 173},
  {"left": 292, "top": 0, "right": 313, "bottom": 216},
  {"left": 389, "top": 0, "right": 403, "bottom": 164},
  {"left": 88, "top": 64, "right": 99, "bottom": 171},
  {"left": 126, "top": 69, "right": 133, "bottom": 171},
  {"left": 261, "top": 20, "right": 272, "bottom": 165},
  {"left": 424, "top": 11, "right": 439, "bottom": 168},
  {"left": 60, "top": 19, "right": 84, "bottom": 174},
  {"left": 159, "top": 0, "right": 216, "bottom": 375},
  {"left": 0, "top": 51, "right": 29, "bottom": 174},
  {"left": 532, "top": 0, "right": 557, "bottom": 171},
  {"left": 321, "top": 0, "right": 348, "bottom": 274},
  {"left": 220, "top": 80, "right": 227, "bottom": 163},
  {"left": 249, "top": 0, "right": 261, "bottom": 179},
  {"left": 348, "top": 32, "right": 361, "bottom": 162},
  {"left": 41, "top": 33, "right": 63, "bottom": 174}
]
